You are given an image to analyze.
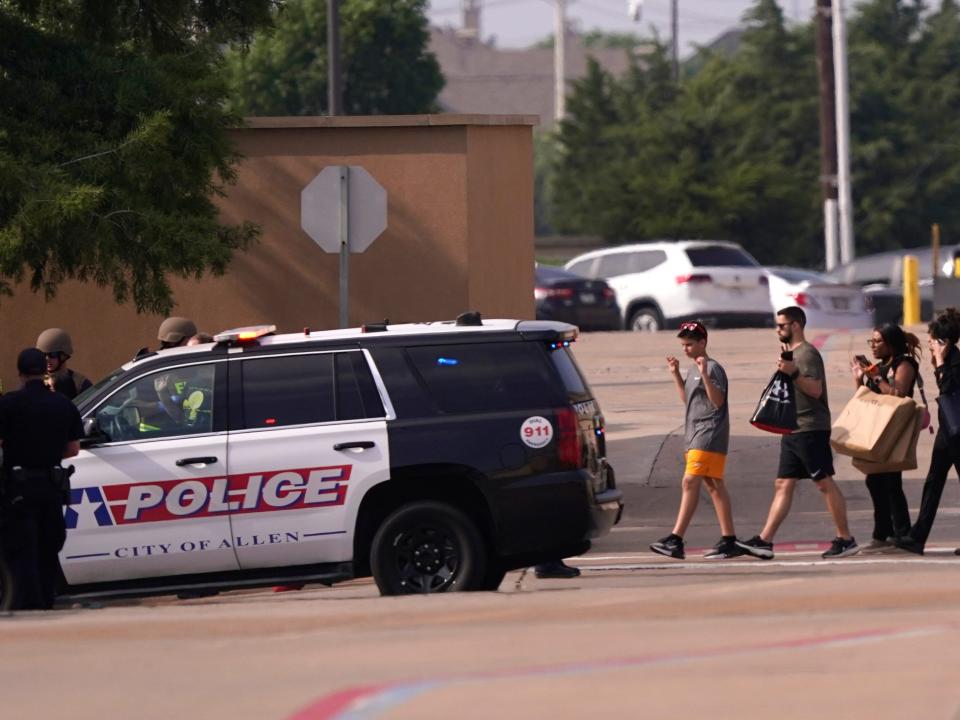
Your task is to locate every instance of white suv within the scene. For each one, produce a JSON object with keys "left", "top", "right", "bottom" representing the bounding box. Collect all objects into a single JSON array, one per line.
[{"left": 565, "top": 241, "right": 773, "bottom": 331}]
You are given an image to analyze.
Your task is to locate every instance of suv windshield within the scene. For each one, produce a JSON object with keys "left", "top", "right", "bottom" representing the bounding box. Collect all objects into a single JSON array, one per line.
[
  {"left": 685, "top": 246, "right": 758, "bottom": 267},
  {"left": 74, "top": 367, "right": 127, "bottom": 412}
]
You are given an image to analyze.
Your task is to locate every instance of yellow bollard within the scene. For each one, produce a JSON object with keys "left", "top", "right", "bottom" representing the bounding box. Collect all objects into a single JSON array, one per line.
[
  {"left": 955, "top": 257, "right": 960, "bottom": 278},
  {"left": 903, "top": 254, "right": 920, "bottom": 326}
]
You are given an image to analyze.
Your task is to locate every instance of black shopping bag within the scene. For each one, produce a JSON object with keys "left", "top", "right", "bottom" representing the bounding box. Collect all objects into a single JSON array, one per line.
[{"left": 750, "top": 371, "right": 798, "bottom": 434}]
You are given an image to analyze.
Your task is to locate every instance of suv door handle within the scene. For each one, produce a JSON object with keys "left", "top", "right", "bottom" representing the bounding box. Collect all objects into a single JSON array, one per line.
[
  {"left": 176, "top": 456, "right": 219, "bottom": 467},
  {"left": 333, "top": 441, "right": 375, "bottom": 451}
]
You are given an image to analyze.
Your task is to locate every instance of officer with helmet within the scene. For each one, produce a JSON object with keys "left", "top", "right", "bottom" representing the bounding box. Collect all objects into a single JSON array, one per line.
[
  {"left": 36, "top": 328, "right": 92, "bottom": 400},
  {"left": 158, "top": 317, "right": 197, "bottom": 349},
  {"left": 0, "top": 348, "right": 83, "bottom": 610}
]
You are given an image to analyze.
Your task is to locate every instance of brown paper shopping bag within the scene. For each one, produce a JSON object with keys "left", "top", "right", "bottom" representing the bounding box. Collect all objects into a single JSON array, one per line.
[
  {"left": 851, "top": 405, "right": 925, "bottom": 474},
  {"left": 830, "top": 387, "right": 918, "bottom": 462}
]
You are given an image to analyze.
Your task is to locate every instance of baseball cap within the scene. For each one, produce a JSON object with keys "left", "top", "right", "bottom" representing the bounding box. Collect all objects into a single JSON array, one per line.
[{"left": 17, "top": 347, "right": 47, "bottom": 376}]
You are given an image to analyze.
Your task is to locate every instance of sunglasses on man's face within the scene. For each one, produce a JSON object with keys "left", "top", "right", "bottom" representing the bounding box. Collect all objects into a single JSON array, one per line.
[{"left": 776, "top": 322, "right": 794, "bottom": 329}]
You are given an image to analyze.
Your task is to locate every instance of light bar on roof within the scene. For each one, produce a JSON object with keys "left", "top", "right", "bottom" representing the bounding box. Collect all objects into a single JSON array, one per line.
[{"left": 214, "top": 325, "right": 277, "bottom": 344}]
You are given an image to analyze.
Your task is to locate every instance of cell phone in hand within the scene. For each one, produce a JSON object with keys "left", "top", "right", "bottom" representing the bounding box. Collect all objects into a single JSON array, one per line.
[
  {"left": 780, "top": 350, "right": 793, "bottom": 361},
  {"left": 854, "top": 354, "right": 870, "bottom": 366}
]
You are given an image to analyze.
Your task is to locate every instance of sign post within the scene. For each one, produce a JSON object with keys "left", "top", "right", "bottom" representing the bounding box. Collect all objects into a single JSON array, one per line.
[
  {"left": 301, "top": 166, "right": 387, "bottom": 328},
  {"left": 338, "top": 166, "right": 350, "bottom": 328}
]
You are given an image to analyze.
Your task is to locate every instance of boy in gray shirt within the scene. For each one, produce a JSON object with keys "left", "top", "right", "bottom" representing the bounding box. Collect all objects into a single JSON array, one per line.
[{"left": 650, "top": 321, "right": 744, "bottom": 560}]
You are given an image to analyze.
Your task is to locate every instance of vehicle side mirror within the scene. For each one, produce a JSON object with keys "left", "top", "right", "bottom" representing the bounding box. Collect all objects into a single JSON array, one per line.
[{"left": 80, "top": 417, "right": 108, "bottom": 448}]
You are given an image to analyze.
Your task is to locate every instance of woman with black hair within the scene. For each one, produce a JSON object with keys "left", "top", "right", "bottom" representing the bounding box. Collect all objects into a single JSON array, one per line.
[
  {"left": 894, "top": 308, "right": 960, "bottom": 554},
  {"left": 850, "top": 324, "right": 921, "bottom": 551}
]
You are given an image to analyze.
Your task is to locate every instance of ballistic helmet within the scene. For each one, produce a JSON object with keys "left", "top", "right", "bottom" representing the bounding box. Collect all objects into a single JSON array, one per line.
[
  {"left": 158, "top": 317, "right": 197, "bottom": 345},
  {"left": 36, "top": 328, "right": 74, "bottom": 356}
]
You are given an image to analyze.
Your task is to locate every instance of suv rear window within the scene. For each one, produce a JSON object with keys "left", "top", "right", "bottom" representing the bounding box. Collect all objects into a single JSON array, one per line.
[
  {"left": 685, "top": 246, "right": 758, "bottom": 267},
  {"left": 548, "top": 347, "right": 593, "bottom": 403},
  {"left": 407, "top": 342, "right": 565, "bottom": 413}
]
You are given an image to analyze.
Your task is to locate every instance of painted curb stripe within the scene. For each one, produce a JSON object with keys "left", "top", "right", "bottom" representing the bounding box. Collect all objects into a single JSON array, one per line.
[{"left": 286, "top": 625, "right": 944, "bottom": 720}]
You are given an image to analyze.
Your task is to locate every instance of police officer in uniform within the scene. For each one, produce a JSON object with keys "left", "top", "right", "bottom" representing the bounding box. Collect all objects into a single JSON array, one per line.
[
  {"left": 36, "top": 328, "right": 93, "bottom": 400},
  {"left": 0, "top": 348, "right": 83, "bottom": 610}
]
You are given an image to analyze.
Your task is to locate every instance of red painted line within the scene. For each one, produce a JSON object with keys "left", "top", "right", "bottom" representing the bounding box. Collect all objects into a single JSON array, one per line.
[
  {"left": 285, "top": 685, "right": 387, "bottom": 720},
  {"left": 286, "top": 624, "right": 940, "bottom": 720}
]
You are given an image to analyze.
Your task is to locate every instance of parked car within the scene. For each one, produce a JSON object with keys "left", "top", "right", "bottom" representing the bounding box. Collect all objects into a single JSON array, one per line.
[
  {"left": 534, "top": 264, "right": 621, "bottom": 331},
  {"left": 824, "top": 245, "right": 958, "bottom": 325},
  {"left": 27, "top": 316, "right": 621, "bottom": 607},
  {"left": 765, "top": 266, "right": 873, "bottom": 329},
  {"left": 564, "top": 240, "right": 772, "bottom": 331}
]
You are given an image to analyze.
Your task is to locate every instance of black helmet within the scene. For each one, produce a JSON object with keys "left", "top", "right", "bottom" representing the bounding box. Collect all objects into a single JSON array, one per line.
[
  {"left": 158, "top": 317, "right": 197, "bottom": 345},
  {"left": 36, "top": 328, "right": 74, "bottom": 356}
]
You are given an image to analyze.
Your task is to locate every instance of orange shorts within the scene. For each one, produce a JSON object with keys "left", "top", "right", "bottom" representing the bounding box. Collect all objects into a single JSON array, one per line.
[{"left": 684, "top": 449, "right": 726, "bottom": 479}]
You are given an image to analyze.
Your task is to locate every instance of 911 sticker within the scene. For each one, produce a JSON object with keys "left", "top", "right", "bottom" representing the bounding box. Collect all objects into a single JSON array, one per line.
[
  {"left": 65, "top": 465, "right": 351, "bottom": 529},
  {"left": 520, "top": 416, "right": 553, "bottom": 448}
]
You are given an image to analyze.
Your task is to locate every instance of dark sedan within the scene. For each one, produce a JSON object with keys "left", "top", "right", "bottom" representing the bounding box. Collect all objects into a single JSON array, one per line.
[{"left": 534, "top": 264, "right": 621, "bottom": 330}]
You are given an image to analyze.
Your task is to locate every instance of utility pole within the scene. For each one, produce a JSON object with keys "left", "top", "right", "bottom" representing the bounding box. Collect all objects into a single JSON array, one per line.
[
  {"left": 671, "top": 0, "right": 679, "bottom": 82},
  {"left": 554, "top": 0, "right": 566, "bottom": 122},
  {"left": 833, "top": 0, "right": 855, "bottom": 264},
  {"left": 814, "top": 0, "right": 838, "bottom": 270},
  {"left": 327, "top": 0, "right": 343, "bottom": 115},
  {"left": 461, "top": 0, "right": 481, "bottom": 41}
]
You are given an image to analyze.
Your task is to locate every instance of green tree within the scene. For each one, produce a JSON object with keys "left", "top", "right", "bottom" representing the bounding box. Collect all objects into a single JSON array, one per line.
[
  {"left": 226, "top": 0, "right": 444, "bottom": 116},
  {"left": 0, "top": 1, "right": 275, "bottom": 313},
  {"left": 552, "top": 55, "right": 650, "bottom": 240},
  {"left": 551, "top": 0, "right": 825, "bottom": 266}
]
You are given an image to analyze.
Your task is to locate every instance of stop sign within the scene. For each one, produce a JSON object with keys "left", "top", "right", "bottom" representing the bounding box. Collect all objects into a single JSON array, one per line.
[{"left": 300, "top": 166, "right": 387, "bottom": 253}]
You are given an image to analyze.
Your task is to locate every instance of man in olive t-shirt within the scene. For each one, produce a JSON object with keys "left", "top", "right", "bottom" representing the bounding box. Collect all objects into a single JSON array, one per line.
[{"left": 737, "top": 306, "right": 860, "bottom": 561}]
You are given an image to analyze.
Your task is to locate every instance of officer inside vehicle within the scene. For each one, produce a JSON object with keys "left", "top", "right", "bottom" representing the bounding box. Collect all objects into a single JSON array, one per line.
[
  {"left": 0, "top": 348, "right": 83, "bottom": 610},
  {"left": 149, "top": 364, "right": 213, "bottom": 434},
  {"left": 36, "top": 328, "right": 93, "bottom": 400},
  {"left": 102, "top": 364, "right": 214, "bottom": 440}
]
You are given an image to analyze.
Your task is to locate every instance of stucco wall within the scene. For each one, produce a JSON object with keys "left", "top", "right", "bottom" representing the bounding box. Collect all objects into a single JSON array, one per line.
[{"left": 0, "top": 114, "right": 537, "bottom": 388}]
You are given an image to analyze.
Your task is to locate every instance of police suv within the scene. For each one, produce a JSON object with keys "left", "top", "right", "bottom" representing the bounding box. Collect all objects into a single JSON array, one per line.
[{"left": 50, "top": 315, "right": 621, "bottom": 600}]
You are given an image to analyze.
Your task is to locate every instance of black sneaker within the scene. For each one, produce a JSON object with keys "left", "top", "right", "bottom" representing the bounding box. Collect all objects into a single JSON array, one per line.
[
  {"left": 735, "top": 535, "right": 774, "bottom": 560},
  {"left": 821, "top": 536, "right": 860, "bottom": 559},
  {"left": 649, "top": 535, "right": 685, "bottom": 560},
  {"left": 703, "top": 538, "right": 746, "bottom": 560},
  {"left": 534, "top": 560, "right": 582, "bottom": 579}
]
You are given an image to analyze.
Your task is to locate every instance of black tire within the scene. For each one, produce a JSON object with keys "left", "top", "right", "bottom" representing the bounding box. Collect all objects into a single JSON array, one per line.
[
  {"left": 370, "top": 501, "right": 487, "bottom": 595},
  {"left": 628, "top": 305, "right": 663, "bottom": 332},
  {"left": 0, "top": 555, "right": 13, "bottom": 612}
]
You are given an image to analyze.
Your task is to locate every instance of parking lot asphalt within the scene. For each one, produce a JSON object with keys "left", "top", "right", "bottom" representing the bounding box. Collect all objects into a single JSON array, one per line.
[{"left": 4, "top": 327, "right": 960, "bottom": 720}]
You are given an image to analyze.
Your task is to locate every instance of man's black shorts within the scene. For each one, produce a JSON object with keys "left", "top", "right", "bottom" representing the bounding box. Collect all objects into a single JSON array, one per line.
[{"left": 778, "top": 430, "right": 835, "bottom": 481}]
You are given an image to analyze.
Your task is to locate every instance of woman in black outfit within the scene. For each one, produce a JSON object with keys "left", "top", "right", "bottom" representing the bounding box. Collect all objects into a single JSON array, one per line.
[
  {"left": 850, "top": 324, "right": 920, "bottom": 551},
  {"left": 894, "top": 308, "right": 960, "bottom": 554}
]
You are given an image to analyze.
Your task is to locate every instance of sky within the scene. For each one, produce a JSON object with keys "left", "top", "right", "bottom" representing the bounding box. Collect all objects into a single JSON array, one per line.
[{"left": 427, "top": 0, "right": 819, "bottom": 56}]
